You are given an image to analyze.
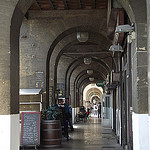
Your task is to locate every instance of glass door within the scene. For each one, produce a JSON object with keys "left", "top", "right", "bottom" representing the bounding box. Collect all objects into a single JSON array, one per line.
[{"left": 102, "top": 93, "right": 113, "bottom": 128}]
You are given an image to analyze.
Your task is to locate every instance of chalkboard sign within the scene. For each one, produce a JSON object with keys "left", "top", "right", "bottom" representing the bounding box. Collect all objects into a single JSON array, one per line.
[{"left": 21, "top": 112, "right": 40, "bottom": 146}]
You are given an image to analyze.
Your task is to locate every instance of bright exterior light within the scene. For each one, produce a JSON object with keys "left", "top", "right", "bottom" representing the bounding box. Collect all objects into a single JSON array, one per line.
[{"left": 77, "top": 32, "right": 89, "bottom": 42}]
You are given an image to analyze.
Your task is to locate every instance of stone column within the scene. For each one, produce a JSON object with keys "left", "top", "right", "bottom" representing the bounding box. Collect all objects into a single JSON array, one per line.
[
  {"left": 116, "top": 1, "right": 149, "bottom": 149},
  {"left": 147, "top": 1, "right": 150, "bottom": 149},
  {"left": 0, "top": 1, "right": 34, "bottom": 150},
  {"left": 131, "top": 22, "right": 149, "bottom": 150},
  {"left": 0, "top": 2, "right": 20, "bottom": 150},
  {"left": 116, "top": 0, "right": 149, "bottom": 149}
]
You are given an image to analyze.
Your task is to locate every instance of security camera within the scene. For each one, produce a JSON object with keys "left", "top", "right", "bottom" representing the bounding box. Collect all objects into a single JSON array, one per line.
[
  {"left": 109, "top": 44, "right": 123, "bottom": 52},
  {"left": 115, "top": 24, "right": 134, "bottom": 33}
]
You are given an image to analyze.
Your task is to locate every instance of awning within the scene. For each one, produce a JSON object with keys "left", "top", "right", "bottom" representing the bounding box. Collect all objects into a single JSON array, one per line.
[{"left": 19, "top": 89, "right": 42, "bottom": 95}]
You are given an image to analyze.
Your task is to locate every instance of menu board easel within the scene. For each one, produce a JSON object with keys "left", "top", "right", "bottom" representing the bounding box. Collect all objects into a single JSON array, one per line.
[{"left": 21, "top": 112, "right": 40, "bottom": 149}]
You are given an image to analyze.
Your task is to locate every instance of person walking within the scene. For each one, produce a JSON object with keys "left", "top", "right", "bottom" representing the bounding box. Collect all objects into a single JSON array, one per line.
[
  {"left": 94, "top": 104, "right": 98, "bottom": 116},
  {"left": 98, "top": 102, "right": 101, "bottom": 118},
  {"left": 58, "top": 99, "right": 69, "bottom": 140}
]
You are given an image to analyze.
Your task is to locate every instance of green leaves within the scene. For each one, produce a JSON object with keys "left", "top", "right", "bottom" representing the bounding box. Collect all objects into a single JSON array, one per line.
[{"left": 41, "top": 105, "right": 62, "bottom": 120}]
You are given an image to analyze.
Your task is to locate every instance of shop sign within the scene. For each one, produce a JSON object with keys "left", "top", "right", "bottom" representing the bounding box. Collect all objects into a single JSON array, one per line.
[{"left": 96, "top": 81, "right": 106, "bottom": 87}]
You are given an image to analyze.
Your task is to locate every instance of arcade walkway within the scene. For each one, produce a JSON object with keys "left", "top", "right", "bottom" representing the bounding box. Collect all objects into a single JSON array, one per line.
[{"left": 24, "top": 117, "right": 123, "bottom": 150}]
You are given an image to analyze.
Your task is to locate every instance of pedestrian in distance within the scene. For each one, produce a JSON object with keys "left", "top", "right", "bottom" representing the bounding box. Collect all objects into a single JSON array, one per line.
[{"left": 98, "top": 102, "right": 101, "bottom": 118}]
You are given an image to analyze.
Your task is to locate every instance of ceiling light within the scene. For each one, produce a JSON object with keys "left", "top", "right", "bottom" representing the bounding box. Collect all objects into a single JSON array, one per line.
[
  {"left": 89, "top": 77, "right": 94, "bottom": 81},
  {"left": 77, "top": 32, "right": 89, "bottom": 42},
  {"left": 84, "top": 58, "right": 92, "bottom": 65},
  {"left": 87, "top": 70, "right": 93, "bottom": 75}
]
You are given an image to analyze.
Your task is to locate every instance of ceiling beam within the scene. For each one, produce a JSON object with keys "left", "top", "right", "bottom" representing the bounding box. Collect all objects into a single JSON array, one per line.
[
  {"left": 35, "top": 0, "right": 42, "bottom": 10},
  {"left": 63, "top": 52, "right": 112, "bottom": 55},
  {"left": 93, "top": 0, "right": 96, "bottom": 9},
  {"left": 62, "top": 0, "right": 69, "bottom": 9},
  {"left": 48, "top": 0, "right": 55, "bottom": 10}
]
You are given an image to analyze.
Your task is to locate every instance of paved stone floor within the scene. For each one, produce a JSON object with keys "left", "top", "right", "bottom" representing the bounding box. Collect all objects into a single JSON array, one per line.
[{"left": 21, "top": 117, "right": 123, "bottom": 150}]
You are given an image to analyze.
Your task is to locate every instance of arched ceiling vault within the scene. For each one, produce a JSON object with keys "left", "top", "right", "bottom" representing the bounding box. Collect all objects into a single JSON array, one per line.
[
  {"left": 66, "top": 58, "right": 109, "bottom": 97},
  {"left": 82, "top": 81, "right": 103, "bottom": 94},
  {"left": 19, "top": 0, "right": 145, "bottom": 105},
  {"left": 86, "top": 88, "right": 102, "bottom": 101},
  {"left": 82, "top": 84, "right": 103, "bottom": 101},
  {"left": 46, "top": 26, "right": 112, "bottom": 101},
  {"left": 76, "top": 72, "right": 104, "bottom": 89},
  {"left": 74, "top": 70, "right": 106, "bottom": 88},
  {"left": 87, "top": 89, "right": 102, "bottom": 97},
  {"left": 54, "top": 32, "right": 113, "bottom": 74},
  {"left": 10, "top": 0, "right": 146, "bottom": 110},
  {"left": 78, "top": 77, "right": 101, "bottom": 94},
  {"left": 53, "top": 34, "right": 113, "bottom": 93}
]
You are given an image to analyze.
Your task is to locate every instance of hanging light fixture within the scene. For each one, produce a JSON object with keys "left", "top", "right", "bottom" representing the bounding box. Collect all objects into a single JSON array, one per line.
[
  {"left": 89, "top": 77, "right": 94, "bottom": 81},
  {"left": 84, "top": 58, "right": 92, "bottom": 65},
  {"left": 77, "top": 32, "right": 89, "bottom": 42},
  {"left": 87, "top": 70, "right": 93, "bottom": 75}
]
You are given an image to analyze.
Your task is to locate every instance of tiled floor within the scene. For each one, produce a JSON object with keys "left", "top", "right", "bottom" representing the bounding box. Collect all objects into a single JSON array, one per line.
[{"left": 21, "top": 117, "right": 123, "bottom": 150}]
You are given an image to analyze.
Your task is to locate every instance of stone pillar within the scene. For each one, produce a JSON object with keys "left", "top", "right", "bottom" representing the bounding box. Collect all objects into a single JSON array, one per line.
[
  {"left": 0, "top": 1, "right": 34, "bottom": 150},
  {"left": 117, "top": 1, "right": 149, "bottom": 149},
  {"left": 131, "top": 22, "right": 149, "bottom": 150},
  {"left": 147, "top": 0, "right": 150, "bottom": 149},
  {"left": 0, "top": 1, "right": 20, "bottom": 150}
]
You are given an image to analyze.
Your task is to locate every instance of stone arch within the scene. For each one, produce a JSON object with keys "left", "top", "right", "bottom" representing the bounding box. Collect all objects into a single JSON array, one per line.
[
  {"left": 8, "top": 0, "right": 34, "bottom": 114},
  {"left": 46, "top": 26, "right": 112, "bottom": 104},
  {"left": 53, "top": 34, "right": 112, "bottom": 95},
  {"left": 76, "top": 72, "right": 104, "bottom": 89},
  {"left": 77, "top": 78, "right": 103, "bottom": 106},
  {"left": 0, "top": 0, "right": 35, "bottom": 148},
  {"left": 65, "top": 56, "right": 110, "bottom": 98},
  {"left": 74, "top": 70, "right": 105, "bottom": 88},
  {"left": 73, "top": 69, "right": 105, "bottom": 106}
]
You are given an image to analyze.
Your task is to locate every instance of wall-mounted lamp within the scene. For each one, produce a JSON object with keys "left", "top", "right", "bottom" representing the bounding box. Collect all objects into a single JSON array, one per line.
[
  {"left": 115, "top": 24, "right": 134, "bottom": 33},
  {"left": 109, "top": 44, "right": 123, "bottom": 52},
  {"left": 89, "top": 77, "right": 94, "bottom": 81},
  {"left": 84, "top": 58, "right": 92, "bottom": 65},
  {"left": 87, "top": 70, "right": 93, "bottom": 75},
  {"left": 77, "top": 32, "right": 89, "bottom": 42}
]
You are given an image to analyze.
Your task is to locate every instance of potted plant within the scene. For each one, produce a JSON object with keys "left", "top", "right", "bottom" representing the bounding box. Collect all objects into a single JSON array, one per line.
[{"left": 40, "top": 105, "right": 62, "bottom": 147}]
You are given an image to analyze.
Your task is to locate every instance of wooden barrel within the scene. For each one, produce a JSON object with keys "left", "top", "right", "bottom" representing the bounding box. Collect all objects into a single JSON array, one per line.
[{"left": 41, "top": 120, "right": 62, "bottom": 147}]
